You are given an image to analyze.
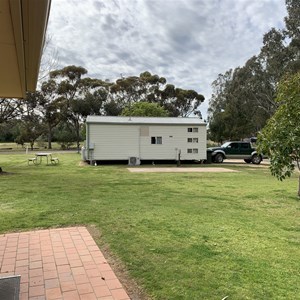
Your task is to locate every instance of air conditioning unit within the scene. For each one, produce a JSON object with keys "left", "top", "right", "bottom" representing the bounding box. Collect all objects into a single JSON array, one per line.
[{"left": 128, "top": 157, "right": 141, "bottom": 166}]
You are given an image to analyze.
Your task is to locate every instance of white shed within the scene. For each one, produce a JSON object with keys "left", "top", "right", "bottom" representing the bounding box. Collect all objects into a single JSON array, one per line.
[{"left": 85, "top": 116, "right": 207, "bottom": 164}]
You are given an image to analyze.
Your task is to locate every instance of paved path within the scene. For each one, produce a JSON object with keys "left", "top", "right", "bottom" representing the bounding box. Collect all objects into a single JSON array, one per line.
[{"left": 0, "top": 227, "right": 130, "bottom": 300}]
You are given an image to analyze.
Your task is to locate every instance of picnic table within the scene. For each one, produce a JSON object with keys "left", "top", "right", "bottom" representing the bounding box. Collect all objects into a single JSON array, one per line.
[
  {"left": 35, "top": 152, "right": 52, "bottom": 165},
  {"left": 27, "top": 153, "right": 59, "bottom": 165}
]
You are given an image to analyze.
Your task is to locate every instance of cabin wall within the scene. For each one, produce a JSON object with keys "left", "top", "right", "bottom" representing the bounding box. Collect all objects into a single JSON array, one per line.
[{"left": 87, "top": 123, "right": 206, "bottom": 161}]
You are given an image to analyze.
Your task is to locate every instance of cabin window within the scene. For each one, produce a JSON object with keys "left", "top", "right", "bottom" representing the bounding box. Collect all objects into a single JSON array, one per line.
[
  {"left": 188, "top": 138, "right": 198, "bottom": 143},
  {"left": 188, "top": 148, "right": 198, "bottom": 154},
  {"left": 151, "top": 136, "right": 162, "bottom": 144},
  {"left": 188, "top": 127, "right": 198, "bottom": 133}
]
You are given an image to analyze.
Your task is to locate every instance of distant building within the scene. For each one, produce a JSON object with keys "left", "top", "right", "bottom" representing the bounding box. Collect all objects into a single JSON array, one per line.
[{"left": 84, "top": 116, "right": 207, "bottom": 164}]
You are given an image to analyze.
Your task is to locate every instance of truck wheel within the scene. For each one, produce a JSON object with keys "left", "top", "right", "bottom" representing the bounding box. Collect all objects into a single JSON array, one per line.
[
  {"left": 251, "top": 154, "right": 262, "bottom": 165},
  {"left": 214, "top": 153, "right": 224, "bottom": 163},
  {"left": 244, "top": 159, "right": 251, "bottom": 164}
]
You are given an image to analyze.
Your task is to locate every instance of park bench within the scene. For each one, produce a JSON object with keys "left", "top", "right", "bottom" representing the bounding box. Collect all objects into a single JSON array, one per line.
[
  {"left": 28, "top": 157, "right": 37, "bottom": 165},
  {"left": 51, "top": 157, "right": 59, "bottom": 164}
]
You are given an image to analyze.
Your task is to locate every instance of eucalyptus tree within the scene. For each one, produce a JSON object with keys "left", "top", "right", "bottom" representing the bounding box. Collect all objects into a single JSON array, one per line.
[
  {"left": 17, "top": 92, "right": 45, "bottom": 150},
  {"left": 50, "top": 65, "right": 109, "bottom": 151},
  {"left": 208, "top": 0, "right": 300, "bottom": 142},
  {"left": 121, "top": 102, "right": 168, "bottom": 117},
  {"left": 258, "top": 71, "right": 300, "bottom": 196},
  {"left": 108, "top": 71, "right": 204, "bottom": 117},
  {"left": 0, "top": 98, "right": 21, "bottom": 124}
]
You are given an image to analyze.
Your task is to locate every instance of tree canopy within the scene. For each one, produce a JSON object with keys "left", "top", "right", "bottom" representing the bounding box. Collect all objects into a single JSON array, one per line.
[
  {"left": 121, "top": 102, "right": 168, "bottom": 117},
  {"left": 208, "top": 0, "right": 300, "bottom": 143},
  {"left": 0, "top": 67, "right": 205, "bottom": 152},
  {"left": 258, "top": 71, "right": 300, "bottom": 196}
]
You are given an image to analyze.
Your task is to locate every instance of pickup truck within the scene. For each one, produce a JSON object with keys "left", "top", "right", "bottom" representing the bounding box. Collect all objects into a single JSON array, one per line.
[{"left": 208, "top": 141, "right": 263, "bottom": 164}]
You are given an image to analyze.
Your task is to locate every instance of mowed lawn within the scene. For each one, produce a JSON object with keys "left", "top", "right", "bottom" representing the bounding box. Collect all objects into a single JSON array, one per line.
[{"left": 0, "top": 153, "right": 299, "bottom": 299}]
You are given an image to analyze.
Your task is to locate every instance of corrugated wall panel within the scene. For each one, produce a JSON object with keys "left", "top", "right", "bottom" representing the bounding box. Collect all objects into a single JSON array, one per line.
[
  {"left": 88, "top": 123, "right": 206, "bottom": 161},
  {"left": 90, "top": 124, "right": 140, "bottom": 160},
  {"left": 140, "top": 125, "right": 206, "bottom": 160}
]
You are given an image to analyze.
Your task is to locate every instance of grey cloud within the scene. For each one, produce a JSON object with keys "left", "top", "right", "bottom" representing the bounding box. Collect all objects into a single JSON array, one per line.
[
  {"left": 93, "top": 0, "right": 105, "bottom": 10},
  {"left": 46, "top": 0, "right": 287, "bottom": 117}
]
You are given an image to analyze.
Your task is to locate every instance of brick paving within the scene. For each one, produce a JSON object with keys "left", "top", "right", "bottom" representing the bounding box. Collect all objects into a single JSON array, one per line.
[{"left": 0, "top": 227, "right": 130, "bottom": 300}]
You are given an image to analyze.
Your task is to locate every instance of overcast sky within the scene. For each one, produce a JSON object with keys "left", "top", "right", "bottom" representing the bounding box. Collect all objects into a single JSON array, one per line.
[{"left": 46, "top": 0, "right": 287, "bottom": 118}]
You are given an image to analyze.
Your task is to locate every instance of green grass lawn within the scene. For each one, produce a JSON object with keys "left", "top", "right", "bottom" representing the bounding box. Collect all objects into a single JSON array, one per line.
[{"left": 0, "top": 153, "right": 299, "bottom": 299}]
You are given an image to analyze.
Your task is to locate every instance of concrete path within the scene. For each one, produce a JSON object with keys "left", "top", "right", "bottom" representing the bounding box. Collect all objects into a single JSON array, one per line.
[{"left": 128, "top": 167, "right": 238, "bottom": 173}]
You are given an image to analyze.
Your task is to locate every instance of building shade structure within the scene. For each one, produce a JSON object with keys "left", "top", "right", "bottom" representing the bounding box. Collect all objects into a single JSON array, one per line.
[{"left": 0, "top": 0, "right": 51, "bottom": 98}]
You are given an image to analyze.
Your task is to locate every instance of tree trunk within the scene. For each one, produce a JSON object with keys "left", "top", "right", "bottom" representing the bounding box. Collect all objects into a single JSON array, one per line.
[
  {"left": 0, "top": 167, "right": 2, "bottom": 173},
  {"left": 75, "top": 120, "right": 80, "bottom": 153},
  {"left": 47, "top": 124, "right": 52, "bottom": 149}
]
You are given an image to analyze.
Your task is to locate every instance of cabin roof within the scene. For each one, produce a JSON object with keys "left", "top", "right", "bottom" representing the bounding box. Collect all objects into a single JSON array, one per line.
[{"left": 86, "top": 116, "right": 206, "bottom": 126}]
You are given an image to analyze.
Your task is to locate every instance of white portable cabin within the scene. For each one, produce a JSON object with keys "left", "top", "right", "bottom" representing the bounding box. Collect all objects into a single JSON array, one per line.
[{"left": 85, "top": 116, "right": 207, "bottom": 164}]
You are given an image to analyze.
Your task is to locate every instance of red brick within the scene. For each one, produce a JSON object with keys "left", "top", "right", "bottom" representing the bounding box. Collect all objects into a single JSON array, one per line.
[
  {"left": 60, "top": 280, "right": 76, "bottom": 292},
  {"left": 106, "top": 279, "right": 123, "bottom": 290},
  {"left": 79, "top": 293, "right": 97, "bottom": 300},
  {"left": 74, "top": 274, "right": 89, "bottom": 285},
  {"left": 16, "top": 259, "right": 29, "bottom": 267},
  {"left": 41, "top": 250, "right": 53, "bottom": 256},
  {"left": 28, "top": 295, "right": 46, "bottom": 300},
  {"left": 29, "top": 268, "right": 43, "bottom": 278},
  {"left": 100, "top": 270, "right": 117, "bottom": 280},
  {"left": 20, "top": 292, "right": 29, "bottom": 300},
  {"left": 62, "top": 290, "right": 80, "bottom": 300},
  {"left": 97, "top": 263, "right": 112, "bottom": 272},
  {"left": 29, "top": 249, "right": 41, "bottom": 255},
  {"left": 20, "top": 282, "right": 29, "bottom": 294},
  {"left": 77, "top": 283, "right": 93, "bottom": 295},
  {"left": 45, "top": 278, "right": 60, "bottom": 289},
  {"left": 43, "top": 270, "right": 58, "bottom": 280},
  {"left": 69, "top": 259, "right": 82, "bottom": 267},
  {"left": 18, "top": 248, "right": 29, "bottom": 254},
  {"left": 89, "top": 276, "right": 106, "bottom": 287},
  {"left": 2, "top": 257, "right": 16, "bottom": 265},
  {"left": 3, "top": 252, "right": 17, "bottom": 258},
  {"left": 0, "top": 264, "right": 15, "bottom": 272},
  {"left": 63, "top": 242, "right": 75, "bottom": 249},
  {"left": 110, "top": 288, "right": 130, "bottom": 300},
  {"left": 30, "top": 255, "right": 42, "bottom": 262},
  {"left": 17, "top": 253, "right": 29, "bottom": 260},
  {"left": 43, "top": 262, "right": 56, "bottom": 271},
  {"left": 30, "top": 260, "right": 43, "bottom": 269},
  {"left": 42, "top": 256, "right": 55, "bottom": 263},
  {"left": 29, "top": 284, "right": 45, "bottom": 297},
  {"left": 93, "top": 285, "right": 111, "bottom": 297},
  {"left": 55, "top": 257, "right": 68, "bottom": 266},
  {"left": 30, "top": 276, "right": 44, "bottom": 287},
  {"left": 20, "top": 273, "right": 29, "bottom": 283},
  {"left": 80, "top": 255, "right": 93, "bottom": 262},
  {"left": 45, "top": 287, "right": 62, "bottom": 299},
  {"left": 54, "top": 252, "right": 67, "bottom": 259},
  {"left": 71, "top": 266, "right": 85, "bottom": 276},
  {"left": 85, "top": 268, "right": 101, "bottom": 278},
  {"left": 58, "top": 273, "right": 73, "bottom": 284},
  {"left": 57, "top": 265, "right": 71, "bottom": 274}
]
